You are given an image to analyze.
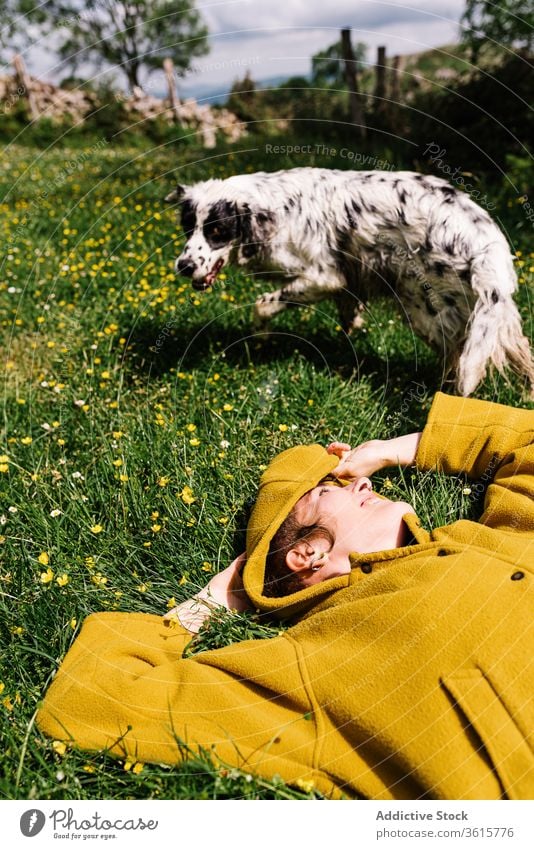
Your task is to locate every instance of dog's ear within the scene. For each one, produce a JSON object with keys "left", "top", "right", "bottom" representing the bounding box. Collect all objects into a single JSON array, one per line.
[
  {"left": 164, "top": 184, "right": 187, "bottom": 204},
  {"left": 238, "top": 203, "right": 276, "bottom": 257}
]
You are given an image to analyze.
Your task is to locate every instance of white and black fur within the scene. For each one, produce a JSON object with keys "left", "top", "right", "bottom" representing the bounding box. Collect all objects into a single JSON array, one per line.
[{"left": 165, "top": 167, "right": 534, "bottom": 397}]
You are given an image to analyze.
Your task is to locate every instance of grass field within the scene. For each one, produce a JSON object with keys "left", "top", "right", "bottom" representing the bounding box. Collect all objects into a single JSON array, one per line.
[{"left": 0, "top": 137, "right": 533, "bottom": 799}]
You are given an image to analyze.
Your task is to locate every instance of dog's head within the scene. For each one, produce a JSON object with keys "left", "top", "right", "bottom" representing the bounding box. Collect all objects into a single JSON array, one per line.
[{"left": 165, "top": 181, "right": 276, "bottom": 290}]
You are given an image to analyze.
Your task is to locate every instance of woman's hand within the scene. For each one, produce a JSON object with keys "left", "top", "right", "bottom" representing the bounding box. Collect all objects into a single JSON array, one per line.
[
  {"left": 327, "top": 433, "right": 423, "bottom": 480},
  {"left": 327, "top": 439, "right": 389, "bottom": 479}
]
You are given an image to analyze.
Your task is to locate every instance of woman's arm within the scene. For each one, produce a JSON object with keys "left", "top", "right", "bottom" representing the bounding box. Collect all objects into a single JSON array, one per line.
[
  {"left": 330, "top": 392, "right": 534, "bottom": 535},
  {"left": 164, "top": 552, "right": 251, "bottom": 633},
  {"left": 327, "top": 433, "right": 422, "bottom": 479},
  {"left": 415, "top": 392, "right": 534, "bottom": 535}
]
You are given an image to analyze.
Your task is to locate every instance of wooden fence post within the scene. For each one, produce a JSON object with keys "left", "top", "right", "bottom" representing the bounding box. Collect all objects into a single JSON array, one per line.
[
  {"left": 389, "top": 54, "right": 405, "bottom": 132},
  {"left": 390, "top": 54, "right": 405, "bottom": 106},
  {"left": 163, "top": 57, "right": 180, "bottom": 122},
  {"left": 374, "top": 45, "right": 387, "bottom": 116},
  {"left": 341, "top": 28, "right": 366, "bottom": 140},
  {"left": 12, "top": 54, "right": 39, "bottom": 120}
]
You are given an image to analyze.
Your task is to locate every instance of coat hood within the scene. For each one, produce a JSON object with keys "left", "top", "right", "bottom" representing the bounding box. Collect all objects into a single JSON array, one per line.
[{"left": 243, "top": 444, "right": 350, "bottom": 619}]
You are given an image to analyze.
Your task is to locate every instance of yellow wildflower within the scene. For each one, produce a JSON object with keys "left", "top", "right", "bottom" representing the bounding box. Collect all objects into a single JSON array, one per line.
[
  {"left": 295, "top": 778, "right": 315, "bottom": 794},
  {"left": 38, "top": 552, "right": 49, "bottom": 566},
  {"left": 21, "top": 436, "right": 32, "bottom": 445},
  {"left": 40, "top": 568, "right": 54, "bottom": 584},
  {"left": 52, "top": 740, "right": 67, "bottom": 756},
  {"left": 179, "top": 485, "right": 196, "bottom": 505},
  {"left": 90, "top": 524, "right": 104, "bottom": 534},
  {"left": 278, "top": 424, "right": 288, "bottom": 432},
  {"left": 91, "top": 572, "right": 108, "bottom": 587},
  {"left": 56, "top": 574, "right": 69, "bottom": 587},
  {"left": 157, "top": 476, "right": 170, "bottom": 487}
]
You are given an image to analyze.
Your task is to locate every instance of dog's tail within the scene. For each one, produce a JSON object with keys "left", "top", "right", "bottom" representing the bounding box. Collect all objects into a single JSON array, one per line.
[{"left": 457, "top": 241, "right": 534, "bottom": 397}]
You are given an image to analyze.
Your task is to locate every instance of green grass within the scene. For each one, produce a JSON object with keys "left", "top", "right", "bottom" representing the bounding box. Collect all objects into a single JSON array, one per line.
[{"left": 0, "top": 137, "right": 533, "bottom": 799}]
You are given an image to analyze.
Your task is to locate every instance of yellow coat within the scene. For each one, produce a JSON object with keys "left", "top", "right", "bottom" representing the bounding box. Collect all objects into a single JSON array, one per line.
[{"left": 37, "top": 393, "right": 534, "bottom": 799}]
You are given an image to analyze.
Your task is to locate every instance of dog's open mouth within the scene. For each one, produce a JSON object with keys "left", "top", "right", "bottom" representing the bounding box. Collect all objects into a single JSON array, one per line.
[{"left": 193, "top": 258, "right": 224, "bottom": 291}]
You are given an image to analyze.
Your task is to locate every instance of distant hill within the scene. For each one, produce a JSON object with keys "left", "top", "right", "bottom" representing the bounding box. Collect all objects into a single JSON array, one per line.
[{"left": 178, "top": 74, "right": 307, "bottom": 105}]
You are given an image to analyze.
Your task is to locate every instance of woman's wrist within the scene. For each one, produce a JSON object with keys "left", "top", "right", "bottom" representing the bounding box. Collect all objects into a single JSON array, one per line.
[{"left": 382, "top": 433, "right": 422, "bottom": 468}]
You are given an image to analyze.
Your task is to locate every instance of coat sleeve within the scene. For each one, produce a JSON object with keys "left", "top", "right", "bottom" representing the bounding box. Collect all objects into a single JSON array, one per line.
[
  {"left": 416, "top": 392, "right": 534, "bottom": 534},
  {"left": 36, "top": 612, "right": 329, "bottom": 792}
]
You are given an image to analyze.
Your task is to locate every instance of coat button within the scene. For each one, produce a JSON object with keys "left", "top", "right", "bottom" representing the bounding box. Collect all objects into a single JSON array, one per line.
[
  {"left": 437, "top": 549, "right": 447, "bottom": 556},
  {"left": 511, "top": 571, "right": 525, "bottom": 581},
  {"left": 361, "top": 562, "right": 373, "bottom": 574}
]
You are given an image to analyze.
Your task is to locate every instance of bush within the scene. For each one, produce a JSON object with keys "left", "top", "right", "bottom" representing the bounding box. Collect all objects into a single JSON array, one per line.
[{"left": 409, "top": 52, "right": 534, "bottom": 170}]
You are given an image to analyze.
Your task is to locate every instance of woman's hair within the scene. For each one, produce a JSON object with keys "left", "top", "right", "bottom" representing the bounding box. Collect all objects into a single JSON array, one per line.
[{"left": 263, "top": 507, "right": 335, "bottom": 598}]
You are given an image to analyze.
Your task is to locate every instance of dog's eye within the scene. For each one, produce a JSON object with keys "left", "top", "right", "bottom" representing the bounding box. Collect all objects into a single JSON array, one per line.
[{"left": 211, "top": 227, "right": 221, "bottom": 237}]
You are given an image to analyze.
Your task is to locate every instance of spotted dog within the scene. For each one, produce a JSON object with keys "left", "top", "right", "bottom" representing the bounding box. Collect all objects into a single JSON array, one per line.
[{"left": 165, "top": 167, "right": 534, "bottom": 397}]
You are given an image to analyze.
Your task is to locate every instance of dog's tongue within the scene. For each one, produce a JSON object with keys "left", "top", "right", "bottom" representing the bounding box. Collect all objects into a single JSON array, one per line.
[{"left": 204, "top": 258, "right": 224, "bottom": 286}]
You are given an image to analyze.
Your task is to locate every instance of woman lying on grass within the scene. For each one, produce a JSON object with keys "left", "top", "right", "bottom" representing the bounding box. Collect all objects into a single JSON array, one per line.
[
  {"left": 165, "top": 432, "right": 422, "bottom": 632},
  {"left": 37, "top": 392, "right": 534, "bottom": 800}
]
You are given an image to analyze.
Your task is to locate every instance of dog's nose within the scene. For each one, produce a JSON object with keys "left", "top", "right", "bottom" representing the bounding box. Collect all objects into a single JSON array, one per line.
[{"left": 176, "top": 257, "right": 195, "bottom": 277}]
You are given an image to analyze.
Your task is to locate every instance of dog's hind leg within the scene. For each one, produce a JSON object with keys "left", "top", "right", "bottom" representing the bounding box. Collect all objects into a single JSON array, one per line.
[{"left": 456, "top": 246, "right": 534, "bottom": 397}]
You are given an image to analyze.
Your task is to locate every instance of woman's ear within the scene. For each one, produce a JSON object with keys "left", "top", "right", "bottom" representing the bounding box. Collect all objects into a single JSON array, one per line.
[
  {"left": 286, "top": 540, "right": 329, "bottom": 573},
  {"left": 285, "top": 541, "right": 313, "bottom": 573}
]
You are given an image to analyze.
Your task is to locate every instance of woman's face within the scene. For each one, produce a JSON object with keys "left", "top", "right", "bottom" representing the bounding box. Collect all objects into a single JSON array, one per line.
[{"left": 293, "top": 477, "right": 415, "bottom": 579}]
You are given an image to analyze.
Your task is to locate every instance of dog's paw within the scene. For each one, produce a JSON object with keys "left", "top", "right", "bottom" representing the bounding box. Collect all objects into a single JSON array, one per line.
[
  {"left": 349, "top": 311, "right": 366, "bottom": 331},
  {"left": 255, "top": 293, "right": 282, "bottom": 320}
]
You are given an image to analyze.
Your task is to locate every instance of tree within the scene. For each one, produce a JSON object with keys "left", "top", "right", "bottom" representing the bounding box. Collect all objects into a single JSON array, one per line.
[
  {"left": 227, "top": 69, "right": 257, "bottom": 123},
  {"left": 43, "top": 0, "right": 209, "bottom": 90},
  {"left": 0, "top": 1, "right": 47, "bottom": 61},
  {"left": 311, "top": 38, "right": 367, "bottom": 87},
  {"left": 461, "top": 0, "right": 533, "bottom": 60}
]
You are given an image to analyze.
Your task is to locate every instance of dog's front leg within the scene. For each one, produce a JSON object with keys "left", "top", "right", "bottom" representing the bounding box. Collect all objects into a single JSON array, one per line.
[{"left": 253, "top": 277, "right": 341, "bottom": 329}]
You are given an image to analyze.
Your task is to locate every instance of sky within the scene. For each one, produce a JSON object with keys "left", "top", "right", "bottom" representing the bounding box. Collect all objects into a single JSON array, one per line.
[{"left": 15, "top": 0, "right": 467, "bottom": 100}]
